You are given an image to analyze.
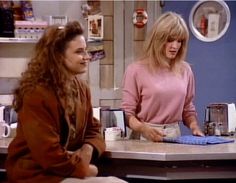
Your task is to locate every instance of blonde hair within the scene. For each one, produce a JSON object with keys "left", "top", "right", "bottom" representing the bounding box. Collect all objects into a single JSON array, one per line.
[{"left": 143, "top": 12, "right": 189, "bottom": 73}]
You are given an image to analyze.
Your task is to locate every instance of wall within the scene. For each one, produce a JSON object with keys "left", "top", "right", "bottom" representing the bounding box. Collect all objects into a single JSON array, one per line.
[{"left": 163, "top": 1, "right": 236, "bottom": 134}]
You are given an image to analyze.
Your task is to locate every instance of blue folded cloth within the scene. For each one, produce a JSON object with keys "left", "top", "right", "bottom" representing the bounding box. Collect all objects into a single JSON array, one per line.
[{"left": 163, "top": 135, "right": 235, "bottom": 145}]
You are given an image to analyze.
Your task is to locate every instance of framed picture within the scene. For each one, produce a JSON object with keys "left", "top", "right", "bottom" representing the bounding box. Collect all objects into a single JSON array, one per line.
[{"left": 88, "top": 15, "right": 103, "bottom": 41}]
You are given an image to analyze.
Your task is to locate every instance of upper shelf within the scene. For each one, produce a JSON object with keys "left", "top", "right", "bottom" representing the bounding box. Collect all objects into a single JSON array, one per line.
[{"left": 0, "top": 37, "right": 38, "bottom": 43}]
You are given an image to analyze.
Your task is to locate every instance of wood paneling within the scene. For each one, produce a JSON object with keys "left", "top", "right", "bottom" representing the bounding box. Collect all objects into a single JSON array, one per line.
[
  {"left": 134, "top": 27, "right": 146, "bottom": 41},
  {"left": 101, "top": 1, "right": 114, "bottom": 16},
  {"left": 100, "top": 41, "right": 113, "bottom": 65},
  {"left": 133, "top": 41, "right": 144, "bottom": 60},
  {"left": 100, "top": 65, "right": 114, "bottom": 89},
  {"left": 103, "top": 16, "right": 113, "bottom": 41},
  {"left": 100, "top": 99, "right": 121, "bottom": 108}
]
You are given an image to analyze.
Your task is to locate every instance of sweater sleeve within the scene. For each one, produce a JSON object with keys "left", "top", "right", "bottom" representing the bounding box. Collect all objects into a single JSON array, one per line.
[
  {"left": 182, "top": 64, "right": 198, "bottom": 121},
  {"left": 121, "top": 64, "right": 141, "bottom": 119}
]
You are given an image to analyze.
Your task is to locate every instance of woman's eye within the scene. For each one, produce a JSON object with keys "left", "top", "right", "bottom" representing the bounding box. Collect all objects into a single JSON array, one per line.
[
  {"left": 167, "top": 39, "right": 174, "bottom": 42},
  {"left": 76, "top": 49, "right": 85, "bottom": 55}
]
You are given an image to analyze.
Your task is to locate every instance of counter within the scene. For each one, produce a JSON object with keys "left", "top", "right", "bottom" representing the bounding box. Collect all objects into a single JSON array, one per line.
[
  {"left": 0, "top": 138, "right": 12, "bottom": 154},
  {"left": 0, "top": 138, "right": 11, "bottom": 176},
  {"left": 99, "top": 139, "right": 236, "bottom": 181},
  {"left": 1, "top": 138, "right": 236, "bottom": 181},
  {"left": 103, "top": 139, "right": 236, "bottom": 161}
]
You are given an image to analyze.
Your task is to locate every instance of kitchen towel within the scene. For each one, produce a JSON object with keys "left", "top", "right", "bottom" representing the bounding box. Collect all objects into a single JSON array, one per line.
[{"left": 163, "top": 135, "right": 234, "bottom": 145}]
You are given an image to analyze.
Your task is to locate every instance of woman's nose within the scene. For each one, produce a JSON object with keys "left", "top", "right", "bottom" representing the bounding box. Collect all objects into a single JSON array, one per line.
[{"left": 83, "top": 51, "right": 92, "bottom": 61}]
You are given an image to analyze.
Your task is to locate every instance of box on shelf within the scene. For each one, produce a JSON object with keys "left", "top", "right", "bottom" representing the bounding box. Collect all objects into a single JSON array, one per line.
[
  {"left": 43, "top": 15, "right": 68, "bottom": 26},
  {"left": 14, "top": 20, "right": 48, "bottom": 39},
  {"left": 207, "top": 13, "right": 220, "bottom": 38}
]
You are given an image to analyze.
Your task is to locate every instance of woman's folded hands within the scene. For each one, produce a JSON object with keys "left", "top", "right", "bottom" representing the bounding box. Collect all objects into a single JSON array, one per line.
[{"left": 71, "top": 143, "right": 98, "bottom": 178}]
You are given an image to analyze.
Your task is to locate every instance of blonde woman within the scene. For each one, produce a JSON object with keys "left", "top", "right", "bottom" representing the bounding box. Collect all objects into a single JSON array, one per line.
[{"left": 122, "top": 12, "right": 204, "bottom": 142}]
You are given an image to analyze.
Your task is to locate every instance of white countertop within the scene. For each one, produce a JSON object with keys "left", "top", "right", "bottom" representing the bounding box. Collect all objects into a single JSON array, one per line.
[
  {"left": 0, "top": 138, "right": 12, "bottom": 154},
  {"left": 1, "top": 137, "right": 236, "bottom": 161},
  {"left": 104, "top": 138, "right": 236, "bottom": 161}
]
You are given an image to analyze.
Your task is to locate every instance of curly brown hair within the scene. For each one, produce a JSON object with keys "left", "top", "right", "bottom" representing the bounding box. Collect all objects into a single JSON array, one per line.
[{"left": 13, "top": 21, "right": 84, "bottom": 114}]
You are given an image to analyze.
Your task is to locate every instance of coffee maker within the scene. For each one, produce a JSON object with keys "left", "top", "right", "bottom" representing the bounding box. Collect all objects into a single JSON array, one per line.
[{"left": 204, "top": 103, "right": 236, "bottom": 136}]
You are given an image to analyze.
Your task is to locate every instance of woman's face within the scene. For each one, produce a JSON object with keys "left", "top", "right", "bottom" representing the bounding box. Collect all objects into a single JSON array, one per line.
[
  {"left": 64, "top": 35, "right": 90, "bottom": 76},
  {"left": 164, "top": 39, "right": 182, "bottom": 60}
]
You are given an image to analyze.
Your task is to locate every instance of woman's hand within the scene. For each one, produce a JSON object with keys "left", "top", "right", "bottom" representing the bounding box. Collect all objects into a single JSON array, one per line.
[
  {"left": 70, "top": 144, "right": 96, "bottom": 177},
  {"left": 80, "top": 144, "right": 93, "bottom": 164},
  {"left": 184, "top": 116, "right": 205, "bottom": 137},
  {"left": 191, "top": 125, "right": 205, "bottom": 136},
  {"left": 72, "top": 144, "right": 93, "bottom": 164},
  {"left": 128, "top": 116, "right": 164, "bottom": 142},
  {"left": 140, "top": 123, "right": 164, "bottom": 142},
  {"left": 87, "top": 164, "right": 98, "bottom": 177}
]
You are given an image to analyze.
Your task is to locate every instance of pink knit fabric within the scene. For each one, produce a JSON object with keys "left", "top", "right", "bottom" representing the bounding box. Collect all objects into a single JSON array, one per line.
[{"left": 121, "top": 61, "right": 197, "bottom": 124}]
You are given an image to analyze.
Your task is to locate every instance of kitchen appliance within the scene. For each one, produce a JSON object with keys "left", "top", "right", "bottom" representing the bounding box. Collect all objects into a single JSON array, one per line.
[
  {"left": 93, "top": 107, "right": 127, "bottom": 138},
  {"left": 204, "top": 103, "right": 236, "bottom": 136}
]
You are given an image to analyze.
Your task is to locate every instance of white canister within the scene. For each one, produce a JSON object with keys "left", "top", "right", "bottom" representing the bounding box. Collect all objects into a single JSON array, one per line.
[{"left": 104, "top": 127, "right": 122, "bottom": 141}]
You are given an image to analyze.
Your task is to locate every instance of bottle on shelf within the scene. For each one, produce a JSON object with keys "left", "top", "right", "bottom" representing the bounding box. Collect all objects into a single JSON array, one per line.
[{"left": 199, "top": 14, "right": 208, "bottom": 36}]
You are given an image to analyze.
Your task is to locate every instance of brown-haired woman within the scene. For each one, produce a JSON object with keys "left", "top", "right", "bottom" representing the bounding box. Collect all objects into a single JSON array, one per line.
[{"left": 6, "top": 21, "right": 127, "bottom": 183}]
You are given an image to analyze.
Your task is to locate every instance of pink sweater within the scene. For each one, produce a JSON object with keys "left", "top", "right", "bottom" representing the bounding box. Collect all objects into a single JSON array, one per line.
[{"left": 121, "top": 61, "right": 197, "bottom": 125}]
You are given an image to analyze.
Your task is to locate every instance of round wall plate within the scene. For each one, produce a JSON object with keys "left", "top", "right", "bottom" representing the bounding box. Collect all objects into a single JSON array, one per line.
[{"left": 189, "top": 0, "right": 230, "bottom": 42}]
